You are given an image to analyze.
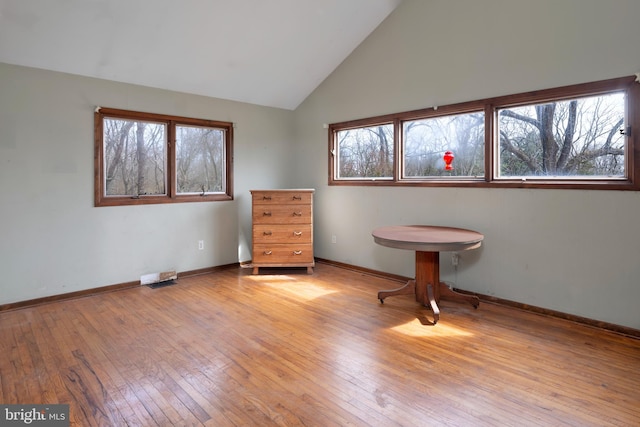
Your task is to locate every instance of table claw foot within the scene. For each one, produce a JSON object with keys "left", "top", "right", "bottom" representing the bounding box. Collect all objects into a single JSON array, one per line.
[
  {"left": 426, "top": 283, "right": 440, "bottom": 324},
  {"left": 439, "top": 282, "right": 480, "bottom": 309},
  {"left": 377, "top": 280, "right": 416, "bottom": 304}
]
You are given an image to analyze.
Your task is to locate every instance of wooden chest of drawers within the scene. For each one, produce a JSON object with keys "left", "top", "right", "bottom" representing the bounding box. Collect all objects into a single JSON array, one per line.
[{"left": 250, "top": 189, "right": 315, "bottom": 274}]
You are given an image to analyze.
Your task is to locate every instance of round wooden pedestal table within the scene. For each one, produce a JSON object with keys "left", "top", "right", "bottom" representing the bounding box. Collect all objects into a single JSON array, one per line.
[{"left": 372, "top": 225, "right": 484, "bottom": 324}]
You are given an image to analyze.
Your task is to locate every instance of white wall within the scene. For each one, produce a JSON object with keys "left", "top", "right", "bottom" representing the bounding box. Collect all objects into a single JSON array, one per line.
[
  {"left": 0, "top": 63, "right": 295, "bottom": 304},
  {"left": 294, "top": 0, "right": 640, "bottom": 329}
]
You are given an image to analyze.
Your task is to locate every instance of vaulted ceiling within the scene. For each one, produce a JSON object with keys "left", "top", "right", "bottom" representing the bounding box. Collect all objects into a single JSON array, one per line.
[{"left": 0, "top": 0, "right": 402, "bottom": 110}]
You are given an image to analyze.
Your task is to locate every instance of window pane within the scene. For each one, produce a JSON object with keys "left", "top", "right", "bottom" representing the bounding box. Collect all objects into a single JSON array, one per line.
[
  {"left": 403, "top": 112, "right": 485, "bottom": 178},
  {"left": 497, "top": 93, "right": 626, "bottom": 178},
  {"left": 336, "top": 124, "right": 394, "bottom": 179},
  {"left": 103, "top": 118, "right": 166, "bottom": 196},
  {"left": 176, "top": 125, "right": 226, "bottom": 194}
]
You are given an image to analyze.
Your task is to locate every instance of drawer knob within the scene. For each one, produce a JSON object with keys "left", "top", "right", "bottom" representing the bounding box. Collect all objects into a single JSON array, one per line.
[
  {"left": 263, "top": 196, "right": 272, "bottom": 200},
  {"left": 293, "top": 250, "right": 303, "bottom": 255},
  {"left": 292, "top": 195, "right": 302, "bottom": 200},
  {"left": 263, "top": 250, "right": 272, "bottom": 255},
  {"left": 293, "top": 231, "right": 302, "bottom": 236},
  {"left": 263, "top": 231, "right": 272, "bottom": 236},
  {"left": 263, "top": 211, "right": 272, "bottom": 216},
  {"left": 293, "top": 211, "right": 302, "bottom": 216}
]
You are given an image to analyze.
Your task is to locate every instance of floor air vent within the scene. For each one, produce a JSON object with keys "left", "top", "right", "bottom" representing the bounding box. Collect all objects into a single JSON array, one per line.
[{"left": 140, "top": 270, "right": 177, "bottom": 288}]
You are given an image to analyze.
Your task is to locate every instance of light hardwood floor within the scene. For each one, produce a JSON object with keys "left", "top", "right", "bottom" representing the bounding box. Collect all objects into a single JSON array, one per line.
[{"left": 1, "top": 262, "right": 639, "bottom": 426}]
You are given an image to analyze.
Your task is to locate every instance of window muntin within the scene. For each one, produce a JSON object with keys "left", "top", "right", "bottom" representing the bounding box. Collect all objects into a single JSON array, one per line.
[
  {"left": 328, "top": 76, "right": 638, "bottom": 190},
  {"left": 497, "top": 92, "right": 626, "bottom": 179},
  {"left": 403, "top": 112, "right": 485, "bottom": 179},
  {"left": 335, "top": 123, "right": 394, "bottom": 179},
  {"left": 95, "top": 108, "right": 233, "bottom": 206}
]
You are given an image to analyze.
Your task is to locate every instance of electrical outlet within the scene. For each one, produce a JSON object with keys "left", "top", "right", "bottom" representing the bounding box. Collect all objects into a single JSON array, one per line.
[
  {"left": 451, "top": 252, "right": 459, "bottom": 266},
  {"left": 331, "top": 235, "right": 337, "bottom": 244},
  {"left": 198, "top": 240, "right": 204, "bottom": 250}
]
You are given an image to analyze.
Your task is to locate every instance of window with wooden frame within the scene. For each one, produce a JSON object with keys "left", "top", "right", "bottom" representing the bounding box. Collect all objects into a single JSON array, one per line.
[
  {"left": 95, "top": 108, "right": 233, "bottom": 206},
  {"left": 329, "top": 76, "right": 640, "bottom": 190}
]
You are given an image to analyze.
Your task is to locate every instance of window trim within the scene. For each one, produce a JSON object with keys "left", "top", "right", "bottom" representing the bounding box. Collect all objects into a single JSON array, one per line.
[
  {"left": 328, "top": 76, "right": 640, "bottom": 190},
  {"left": 95, "top": 107, "right": 233, "bottom": 206}
]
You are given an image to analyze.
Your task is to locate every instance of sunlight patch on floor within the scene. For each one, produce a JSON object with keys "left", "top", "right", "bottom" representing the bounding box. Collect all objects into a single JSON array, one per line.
[
  {"left": 245, "top": 274, "right": 298, "bottom": 283},
  {"left": 390, "top": 318, "right": 474, "bottom": 337},
  {"left": 245, "top": 275, "right": 338, "bottom": 300}
]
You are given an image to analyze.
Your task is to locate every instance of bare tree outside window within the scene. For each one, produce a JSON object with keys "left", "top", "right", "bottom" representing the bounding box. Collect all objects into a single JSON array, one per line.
[
  {"left": 336, "top": 124, "right": 394, "bottom": 179},
  {"left": 176, "top": 125, "right": 226, "bottom": 194},
  {"left": 498, "top": 93, "right": 625, "bottom": 178},
  {"left": 103, "top": 118, "right": 166, "bottom": 196},
  {"left": 403, "top": 112, "right": 484, "bottom": 178}
]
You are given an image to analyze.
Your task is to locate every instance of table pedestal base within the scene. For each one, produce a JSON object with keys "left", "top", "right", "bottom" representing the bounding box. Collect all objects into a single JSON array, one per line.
[{"left": 377, "top": 251, "right": 479, "bottom": 324}]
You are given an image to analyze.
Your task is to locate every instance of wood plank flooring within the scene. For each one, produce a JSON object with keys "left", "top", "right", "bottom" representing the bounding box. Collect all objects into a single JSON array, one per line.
[{"left": 1, "top": 262, "right": 639, "bottom": 426}]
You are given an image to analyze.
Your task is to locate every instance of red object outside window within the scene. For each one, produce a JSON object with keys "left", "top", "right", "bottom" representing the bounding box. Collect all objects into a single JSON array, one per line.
[{"left": 443, "top": 151, "right": 454, "bottom": 170}]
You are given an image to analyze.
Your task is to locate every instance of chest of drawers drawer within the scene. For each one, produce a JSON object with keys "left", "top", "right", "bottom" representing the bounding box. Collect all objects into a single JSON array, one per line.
[
  {"left": 252, "top": 244, "right": 314, "bottom": 264},
  {"left": 252, "top": 205, "right": 312, "bottom": 225},
  {"left": 253, "top": 224, "right": 313, "bottom": 244},
  {"left": 252, "top": 190, "right": 313, "bottom": 205}
]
